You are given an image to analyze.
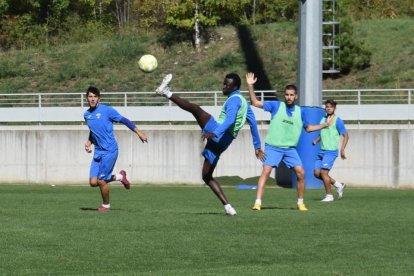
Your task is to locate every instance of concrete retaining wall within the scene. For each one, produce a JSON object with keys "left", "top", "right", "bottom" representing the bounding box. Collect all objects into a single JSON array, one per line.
[{"left": 0, "top": 125, "right": 413, "bottom": 188}]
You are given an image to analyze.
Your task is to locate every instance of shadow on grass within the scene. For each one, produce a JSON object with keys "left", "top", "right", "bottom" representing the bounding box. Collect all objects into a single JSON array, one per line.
[
  {"left": 195, "top": 212, "right": 224, "bottom": 216},
  {"left": 80, "top": 207, "right": 98, "bottom": 211},
  {"left": 261, "top": 206, "right": 296, "bottom": 211}
]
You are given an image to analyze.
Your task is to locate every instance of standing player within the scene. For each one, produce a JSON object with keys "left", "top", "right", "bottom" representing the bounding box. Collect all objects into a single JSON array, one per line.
[
  {"left": 84, "top": 86, "right": 148, "bottom": 212},
  {"left": 312, "top": 99, "right": 349, "bottom": 202},
  {"left": 246, "top": 72, "right": 331, "bottom": 211},
  {"left": 155, "top": 73, "right": 264, "bottom": 216}
]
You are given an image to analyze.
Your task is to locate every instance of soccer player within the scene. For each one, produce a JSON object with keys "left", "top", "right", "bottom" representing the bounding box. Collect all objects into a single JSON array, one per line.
[
  {"left": 246, "top": 72, "right": 331, "bottom": 211},
  {"left": 84, "top": 86, "right": 148, "bottom": 212},
  {"left": 155, "top": 73, "right": 264, "bottom": 216},
  {"left": 312, "top": 99, "right": 349, "bottom": 202}
]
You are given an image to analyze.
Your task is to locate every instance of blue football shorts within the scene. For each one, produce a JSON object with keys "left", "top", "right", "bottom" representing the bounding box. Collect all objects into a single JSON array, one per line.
[
  {"left": 202, "top": 116, "right": 234, "bottom": 165},
  {"left": 314, "top": 150, "right": 338, "bottom": 171},
  {"left": 89, "top": 149, "right": 118, "bottom": 181},
  {"left": 263, "top": 144, "right": 302, "bottom": 168}
]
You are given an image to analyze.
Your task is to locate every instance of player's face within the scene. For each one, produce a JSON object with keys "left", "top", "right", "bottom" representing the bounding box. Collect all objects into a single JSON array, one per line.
[
  {"left": 87, "top": 93, "right": 100, "bottom": 108},
  {"left": 325, "top": 103, "right": 335, "bottom": 115},
  {"left": 222, "top": 77, "right": 237, "bottom": 95},
  {"left": 284, "top": 89, "right": 297, "bottom": 106}
]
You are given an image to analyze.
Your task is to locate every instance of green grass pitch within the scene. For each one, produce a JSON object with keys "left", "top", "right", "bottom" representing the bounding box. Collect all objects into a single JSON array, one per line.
[{"left": 1, "top": 185, "right": 413, "bottom": 275}]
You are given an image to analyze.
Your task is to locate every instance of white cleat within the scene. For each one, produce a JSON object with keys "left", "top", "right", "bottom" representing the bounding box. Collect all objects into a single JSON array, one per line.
[
  {"left": 224, "top": 205, "right": 237, "bottom": 216},
  {"left": 321, "top": 195, "right": 334, "bottom": 202},
  {"left": 336, "top": 182, "right": 346, "bottom": 199},
  {"left": 155, "top": 74, "right": 172, "bottom": 97}
]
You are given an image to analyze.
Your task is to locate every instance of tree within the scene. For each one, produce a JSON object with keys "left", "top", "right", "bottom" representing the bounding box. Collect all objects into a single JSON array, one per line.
[{"left": 165, "top": 0, "right": 251, "bottom": 48}]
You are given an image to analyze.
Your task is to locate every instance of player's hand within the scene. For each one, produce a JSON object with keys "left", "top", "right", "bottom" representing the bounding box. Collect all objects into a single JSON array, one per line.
[
  {"left": 340, "top": 149, "right": 347, "bottom": 159},
  {"left": 326, "top": 114, "right": 336, "bottom": 126},
  {"left": 255, "top": 148, "right": 265, "bottom": 162},
  {"left": 245, "top": 72, "right": 257, "bottom": 86},
  {"left": 85, "top": 141, "right": 92, "bottom": 153},
  {"left": 137, "top": 129, "right": 148, "bottom": 143},
  {"left": 202, "top": 132, "right": 216, "bottom": 141}
]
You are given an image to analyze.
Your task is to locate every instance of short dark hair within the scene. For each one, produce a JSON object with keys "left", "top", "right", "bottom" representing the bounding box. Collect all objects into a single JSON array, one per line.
[
  {"left": 225, "top": 73, "right": 241, "bottom": 90},
  {"left": 86, "top": 86, "right": 100, "bottom": 97},
  {"left": 285, "top": 84, "right": 297, "bottom": 94},
  {"left": 325, "top": 99, "right": 337, "bottom": 107}
]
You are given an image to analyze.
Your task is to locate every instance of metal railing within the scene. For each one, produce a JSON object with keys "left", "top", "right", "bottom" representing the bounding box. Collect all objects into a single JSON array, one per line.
[
  {"left": 0, "top": 89, "right": 413, "bottom": 108},
  {"left": 0, "top": 89, "right": 413, "bottom": 123}
]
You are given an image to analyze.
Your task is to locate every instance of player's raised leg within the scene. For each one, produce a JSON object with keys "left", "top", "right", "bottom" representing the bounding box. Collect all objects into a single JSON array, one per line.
[{"left": 155, "top": 74, "right": 211, "bottom": 129}]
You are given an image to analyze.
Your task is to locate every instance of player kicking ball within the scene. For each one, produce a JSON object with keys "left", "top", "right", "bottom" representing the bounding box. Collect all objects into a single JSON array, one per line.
[
  {"left": 84, "top": 86, "right": 148, "bottom": 212},
  {"left": 155, "top": 73, "right": 264, "bottom": 216}
]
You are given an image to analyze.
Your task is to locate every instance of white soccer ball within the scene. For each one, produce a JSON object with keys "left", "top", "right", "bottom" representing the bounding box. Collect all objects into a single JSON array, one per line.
[{"left": 138, "top": 54, "right": 158, "bottom": 73}]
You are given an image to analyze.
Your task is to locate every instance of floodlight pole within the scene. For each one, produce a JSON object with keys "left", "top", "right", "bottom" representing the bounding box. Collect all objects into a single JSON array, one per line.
[
  {"left": 298, "top": 0, "right": 323, "bottom": 106},
  {"left": 296, "top": 0, "right": 324, "bottom": 189}
]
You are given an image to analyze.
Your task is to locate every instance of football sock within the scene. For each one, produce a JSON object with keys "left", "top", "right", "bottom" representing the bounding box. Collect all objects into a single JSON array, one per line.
[
  {"left": 297, "top": 198, "right": 304, "bottom": 205},
  {"left": 102, "top": 204, "right": 110, "bottom": 209},
  {"left": 166, "top": 91, "right": 173, "bottom": 99},
  {"left": 333, "top": 181, "right": 342, "bottom": 188},
  {"left": 115, "top": 174, "right": 122, "bottom": 181},
  {"left": 255, "top": 199, "right": 262, "bottom": 205}
]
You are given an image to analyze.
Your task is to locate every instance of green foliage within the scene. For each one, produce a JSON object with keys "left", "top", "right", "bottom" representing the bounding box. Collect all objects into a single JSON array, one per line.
[
  {"left": 59, "top": 14, "right": 114, "bottom": 43},
  {"left": 211, "top": 52, "right": 244, "bottom": 69},
  {"left": 340, "top": 0, "right": 414, "bottom": 19},
  {"left": 0, "top": 0, "right": 8, "bottom": 16},
  {"left": 324, "top": 17, "right": 372, "bottom": 75},
  {"left": 1, "top": 18, "right": 414, "bottom": 93},
  {"left": 1, "top": 14, "right": 49, "bottom": 49},
  {"left": 253, "top": 0, "right": 297, "bottom": 23},
  {"left": 165, "top": 0, "right": 251, "bottom": 31}
]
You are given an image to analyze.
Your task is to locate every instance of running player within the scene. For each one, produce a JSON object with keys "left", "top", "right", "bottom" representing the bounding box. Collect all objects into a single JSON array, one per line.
[{"left": 84, "top": 86, "right": 148, "bottom": 212}]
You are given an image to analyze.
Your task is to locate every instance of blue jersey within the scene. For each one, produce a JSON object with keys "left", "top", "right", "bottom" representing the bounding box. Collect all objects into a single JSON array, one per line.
[
  {"left": 84, "top": 104, "right": 123, "bottom": 152},
  {"left": 334, "top": 117, "right": 347, "bottom": 135}
]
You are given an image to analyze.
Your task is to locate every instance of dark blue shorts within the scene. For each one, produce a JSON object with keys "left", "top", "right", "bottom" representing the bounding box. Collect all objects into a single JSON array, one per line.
[
  {"left": 314, "top": 150, "right": 338, "bottom": 170},
  {"left": 263, "top": 144, "right": 302, "bottom": 168},
  {"left": 90, "top": 149, "right": 118, "bottom": 181},
  {"left": 202, "top": 117, "right": 234, "bottom": 165}
]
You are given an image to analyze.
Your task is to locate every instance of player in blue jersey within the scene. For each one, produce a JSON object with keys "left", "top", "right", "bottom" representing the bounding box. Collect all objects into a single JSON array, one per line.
[
  {"left": 155, "top": 73, "right": 264, "bottom": 216},
  {"left": 312, "top": 99, "right": 349, "bottom": 202},
  {"left": 246, "top": 72, "right": 332, "bottom": 211},
  {"left": 84, "top": 86, "right": 148, "bottom": 212}
]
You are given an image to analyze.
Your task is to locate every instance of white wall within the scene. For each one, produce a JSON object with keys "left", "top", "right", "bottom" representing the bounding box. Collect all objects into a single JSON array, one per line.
[{"left": 0, "top": 125, "right": 413, "bottom": 188}]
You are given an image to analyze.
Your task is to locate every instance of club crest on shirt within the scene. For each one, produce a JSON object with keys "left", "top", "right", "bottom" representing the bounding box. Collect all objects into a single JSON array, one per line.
[{"left": 96, "top": 113, "right": 101, "bottom": 119}]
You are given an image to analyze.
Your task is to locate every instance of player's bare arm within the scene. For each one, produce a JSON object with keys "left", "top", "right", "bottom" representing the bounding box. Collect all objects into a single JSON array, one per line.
[
  {"left": 246, "top": 72, "right": 263, "bottom": 108},
  {"left": 312, "top": 136, "right": 321, "bottom": 145},
  {"left": 134, "top": 128, "right": 148, "bottom": 143},
  {"left": 255, "top": 148, "right": 266, "bottom": 162},
  {"left": 85, "top": 132, "right": 93, "bottom": 153},
  {"left": 306, "top": 114, "right": 335, "bottom": 132},
  {"left": 340, "top": 132, "right": 349, "bottom": 159}
]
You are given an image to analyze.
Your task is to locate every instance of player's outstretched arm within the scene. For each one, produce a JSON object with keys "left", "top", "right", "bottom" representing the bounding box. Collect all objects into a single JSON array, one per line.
[
  {"left": 246, "top": 72, "right": 263, "bottom": 108},
  {"left": 246, "top": 106, "right": 264, "bottom": 161},
  {"left": 134, "top": 128, "right": 148, "bottom": 143},
  {"left": 305, "top": 115, "right": 335, "bottom": 132}
]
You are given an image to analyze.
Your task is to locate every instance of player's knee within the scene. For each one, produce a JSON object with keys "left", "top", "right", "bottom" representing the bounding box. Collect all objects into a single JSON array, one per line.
[
  {"left": 202, "top": 173, "right": 212, "bottom": 184},
  {"left": 296, "top": 168, "right": 305, "bottom": 180},
  {"left": 314, "top": 170, "right": 321, "bottom": 178},
  {"left": 89, "top": 179, "right": 98, "bottom": 187},
  {"left": 97, "top": 179, "right": 107, "bottom": 187}
]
